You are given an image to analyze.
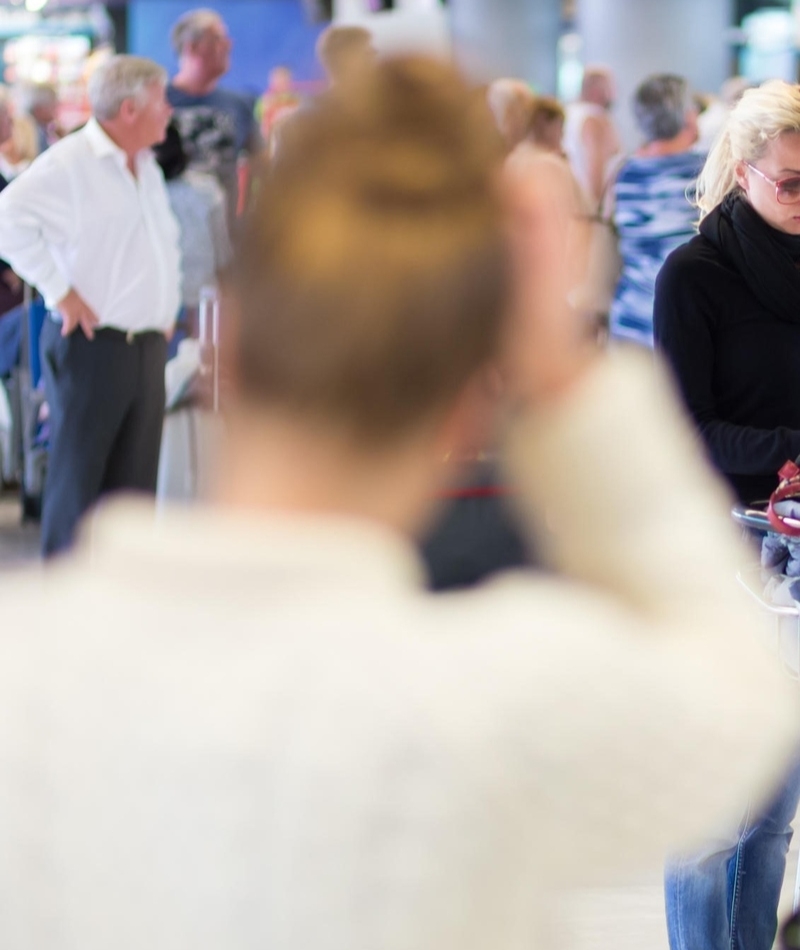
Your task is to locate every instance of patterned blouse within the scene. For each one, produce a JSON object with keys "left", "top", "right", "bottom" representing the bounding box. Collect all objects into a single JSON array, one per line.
[{"left": 609, "top": 151, "right": 705, "bottom": 347}]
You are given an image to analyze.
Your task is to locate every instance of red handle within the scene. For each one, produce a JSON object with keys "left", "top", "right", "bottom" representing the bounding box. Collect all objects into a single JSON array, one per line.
[{"left": 767, "top": 461, "right": 800, "bottom": 536}]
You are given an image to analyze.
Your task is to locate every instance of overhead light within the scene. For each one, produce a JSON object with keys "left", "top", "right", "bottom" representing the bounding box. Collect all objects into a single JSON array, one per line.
[{"left": 25, "top": 0, "right": 49, "bottom": 11}]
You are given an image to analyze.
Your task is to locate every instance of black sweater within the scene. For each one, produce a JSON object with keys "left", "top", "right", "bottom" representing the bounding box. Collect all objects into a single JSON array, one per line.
[{"left": 654, "top": 233, "right": 800, "bottom": 504}]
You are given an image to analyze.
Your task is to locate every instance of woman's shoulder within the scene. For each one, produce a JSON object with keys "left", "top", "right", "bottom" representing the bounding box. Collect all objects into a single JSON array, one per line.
[
  {"left": 655, "top": 232, "right": 744, "bottom": 329},
  {"left": 659, "top": 232, "right": 729, "bottom": 283}
]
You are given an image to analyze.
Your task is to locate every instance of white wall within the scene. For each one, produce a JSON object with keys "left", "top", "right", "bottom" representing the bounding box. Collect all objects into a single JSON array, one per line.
[
  {"left": 576, "top": 0, "right": 734, "bottom": 151},
  {"left": 450, "top": 0, "right": 562, "bottom": 91}
]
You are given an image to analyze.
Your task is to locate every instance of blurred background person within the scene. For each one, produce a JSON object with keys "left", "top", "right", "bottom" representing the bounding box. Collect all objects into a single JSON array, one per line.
[
  {"left": 315, "top": 24, "right": 375, "bottom": 90},
  {"left": 15, "top": 81, "right": 60, "bottom": 155},
  {"left": 269, "top": 25, "right": 374, "bottom": 164},
  {"left": 528, "top": 95, "right": 567, "bottom": 156},
  {"left": 153, "top": 120, "right": 231, "bottom": 350},
  {"left": 695, "top": 75, "right": 754, "bottom": 153},
  {"left": 168, "top": 7, "right": 261, "bottom": 222},
  {"left": 655, "top": 79, "right": 800, "bottom": 950},
  {"left": 486, "top": 77, "right": 535, "bottom": 153},
  {"left": 563, "top": 65, "right": 621, "bottom": 208},
  {"left": 608, "top": 73, "right": 703, "bottom": 347},
  {"left": 257, "top": 65, "right": 302, "bottom": 151},
  {"left": 0, "top": 110, "right": 38, "bottom": 180},
  {"left": 562, "top": 67, "right": 623, "bottom": 335},
  {"left": 0, "top": 55, "right": 180, "bottom": 556},
  {"left": 0, "top": 88, "right": 23, "bottom": 375},
  {"left": 490, "top": 79, "right": 600, "bottom": 340}
]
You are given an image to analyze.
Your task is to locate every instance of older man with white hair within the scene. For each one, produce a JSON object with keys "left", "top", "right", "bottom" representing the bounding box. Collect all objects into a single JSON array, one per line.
[{"left": 0, "top": 55, "right": 181, "bottom": 556}]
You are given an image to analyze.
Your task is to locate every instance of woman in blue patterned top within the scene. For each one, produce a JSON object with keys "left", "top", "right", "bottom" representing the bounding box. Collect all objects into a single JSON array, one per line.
[{"left": 609, "top": 74, "right": 703, "bottom": 347}]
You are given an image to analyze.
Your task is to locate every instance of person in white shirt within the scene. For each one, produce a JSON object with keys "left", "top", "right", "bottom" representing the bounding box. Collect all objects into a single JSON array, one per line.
[
  {"left": 563, "top": 65, "right": 621, "bottom": 207},
  {"left": 0, "top": 56, "right": 797, "bottom": 949},
  {"left": 0, "top": 55, "right": 181, "bottom": 556}
]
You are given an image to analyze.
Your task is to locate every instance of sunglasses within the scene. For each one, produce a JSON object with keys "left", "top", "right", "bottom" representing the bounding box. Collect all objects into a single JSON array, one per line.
[{"left": 746, "top": 162, "right": 800, "bottom": 205}]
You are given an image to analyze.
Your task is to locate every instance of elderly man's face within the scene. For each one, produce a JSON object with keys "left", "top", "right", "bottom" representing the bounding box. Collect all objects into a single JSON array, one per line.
[{"left": 132, "top": 81, "right": 173, "bottom": 150}]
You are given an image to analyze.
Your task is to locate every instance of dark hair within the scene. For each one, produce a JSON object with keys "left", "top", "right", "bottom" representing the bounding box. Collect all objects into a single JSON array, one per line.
[
  {"left": 528, "top": 96, "right": 565, "bottom": 146},
  {"left": 152, "top": 121, "right": 188, "bottom": 181},
  {"left": 230, "top": 56, "right": 509, "bottom": 445},
  {"left": 633, "top": 73, "right": 689, "bottom": 143}
]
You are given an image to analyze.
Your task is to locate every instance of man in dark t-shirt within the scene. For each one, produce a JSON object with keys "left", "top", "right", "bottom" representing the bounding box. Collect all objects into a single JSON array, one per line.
[{"left": 168, "top": 8, "right": 260, "bottom": 220}]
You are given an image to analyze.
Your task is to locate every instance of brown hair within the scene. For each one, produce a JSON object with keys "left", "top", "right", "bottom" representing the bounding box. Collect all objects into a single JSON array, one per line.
[
  {"left": 231, "top": 57, "right": 509, "bottom": 445},
  {"left": 528, "top": 96, "right": 565, "bottom": 149}
]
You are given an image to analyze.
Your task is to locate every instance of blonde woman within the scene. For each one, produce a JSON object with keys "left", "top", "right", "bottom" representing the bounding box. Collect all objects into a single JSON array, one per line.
[
  {"left": 0, "top": 111, "right": 38, "bottom": 179},
  {"left": 654, "top": 80, "right": 800, "bottom": 950}
]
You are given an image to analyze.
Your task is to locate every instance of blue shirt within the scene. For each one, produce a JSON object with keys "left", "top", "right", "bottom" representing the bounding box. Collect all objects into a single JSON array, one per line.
[
  {"left": 609, "top": 151, "right": 705, "bottom": 348},
  {"left": 167, "top": 85, "right": 259, "bottom": 214}
]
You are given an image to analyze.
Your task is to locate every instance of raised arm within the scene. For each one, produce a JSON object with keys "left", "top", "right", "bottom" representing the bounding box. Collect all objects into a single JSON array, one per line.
[
  {"left": 475, "top": 165, "right": 800, "bottom": 882},
  {"left": 581, "top": 112, "right": 620, "bottom": 208}
]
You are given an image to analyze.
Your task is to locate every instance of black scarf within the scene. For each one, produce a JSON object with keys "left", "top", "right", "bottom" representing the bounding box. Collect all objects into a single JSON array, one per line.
[{"left": 700, "top": 193, "right": 800, "bottom": 325}]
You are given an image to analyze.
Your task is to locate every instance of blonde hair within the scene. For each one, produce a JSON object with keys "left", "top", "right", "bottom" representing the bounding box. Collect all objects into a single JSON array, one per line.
[
  {"left": 2, "top": 113, "right": 38, "bottom": 165},
  {"left": 696, "top": 79, "right": 800, "bottom": 220},
  {"left": 486, "top": 79, "right": 535, "bottom": 151}
]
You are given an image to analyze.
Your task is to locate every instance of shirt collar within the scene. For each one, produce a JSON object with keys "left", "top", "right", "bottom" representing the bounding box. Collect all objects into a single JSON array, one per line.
[
  {"left": 84, "top": 117, "right": 154, "bottom": 174},
  {"left": 84, "top": 117, "right": 128, "bottom": 162}
]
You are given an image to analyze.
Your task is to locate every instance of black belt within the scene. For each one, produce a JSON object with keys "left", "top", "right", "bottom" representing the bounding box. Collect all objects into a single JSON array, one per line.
[
  {"left": 47, "top": 315, "right": 164, "bottom": 345},
  {"left": 93, "top": 326, "right": 165, "bottom": 344}
]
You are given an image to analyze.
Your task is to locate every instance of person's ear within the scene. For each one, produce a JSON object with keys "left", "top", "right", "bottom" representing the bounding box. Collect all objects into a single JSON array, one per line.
[
  {"left": 118, "top": 97, "right": 138, "bottom": 125},
  {"left": 735, "top": 160, "right": 749, "bottom": 193}
]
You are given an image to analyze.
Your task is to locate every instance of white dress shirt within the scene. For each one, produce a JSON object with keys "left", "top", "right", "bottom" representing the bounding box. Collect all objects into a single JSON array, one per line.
[
  {"left": 0, "top": 118, "right": 181, "bottom": 333},
  {"left": 0, "top": 355, "right": 796, "bottom": 949}
]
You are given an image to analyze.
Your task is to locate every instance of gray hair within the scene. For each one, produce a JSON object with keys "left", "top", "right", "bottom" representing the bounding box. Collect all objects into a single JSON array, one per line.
[
  {"left": 15, "top": 82, "right": 57, "bottom": 116},
  {"left": 88, "top": 55, "right": 167, "bottom": 122},
  {"left": 171, "top": 8, "right": 224, "bottom": 56},
  {"left": 633, "top": 74, "right": 689, "bottom": 143}
]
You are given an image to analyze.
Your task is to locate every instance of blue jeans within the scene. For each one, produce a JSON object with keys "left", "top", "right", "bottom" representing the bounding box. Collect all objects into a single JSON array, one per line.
[{"left": 665, "top": 759, "right": 800, "bottom": 950}]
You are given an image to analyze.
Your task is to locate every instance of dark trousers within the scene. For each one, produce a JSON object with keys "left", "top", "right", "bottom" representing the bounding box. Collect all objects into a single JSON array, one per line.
[{"left": 40, "top": 319, "right": 167, "bottom": 557}]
